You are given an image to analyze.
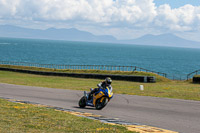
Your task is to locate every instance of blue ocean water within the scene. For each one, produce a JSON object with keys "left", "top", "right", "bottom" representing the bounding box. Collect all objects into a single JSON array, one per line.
[{"left": 1, "top": 37, "right": 200, "bottom": 79}]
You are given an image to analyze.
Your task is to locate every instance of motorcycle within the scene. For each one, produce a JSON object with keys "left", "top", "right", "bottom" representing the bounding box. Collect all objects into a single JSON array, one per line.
[{"left": 79, "top": 87, "right": 113, "bottom": 110}]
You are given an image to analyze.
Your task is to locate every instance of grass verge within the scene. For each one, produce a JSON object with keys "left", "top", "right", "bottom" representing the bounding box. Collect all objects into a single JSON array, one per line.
[
  {"left": 0, "top": 98, "right": 133, "bottom": 133},
  {"left": 0, "top": 70, "right": 200, "bottom": 101},
  {"left": 194, "top": 75, "right": 200, "bottom": 77},
  {"left": 0, "top": 64, "right": 169, "bottom": 82}
]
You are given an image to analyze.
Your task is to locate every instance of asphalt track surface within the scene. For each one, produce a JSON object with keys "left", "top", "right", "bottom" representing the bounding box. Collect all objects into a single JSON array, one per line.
[{"left": 0, "top": 83, "right": 200, "bottom": 133}]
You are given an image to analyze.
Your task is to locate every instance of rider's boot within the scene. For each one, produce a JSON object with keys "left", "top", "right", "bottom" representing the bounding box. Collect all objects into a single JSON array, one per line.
[
  {"left": 84, "top": 91, "right": 88, "bottom": 97},
  {"left": 88, "top": 88, "right": 94, "bottom": 100}
]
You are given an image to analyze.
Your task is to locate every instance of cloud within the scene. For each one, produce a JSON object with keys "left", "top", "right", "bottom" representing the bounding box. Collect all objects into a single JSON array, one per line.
[
  {"left": 0, "top": 0, "right": 156, "bottom": 23},
  {"left": 155, "top": 4, "right": 200, "bottom": 31},
  {"left": 0, "top": 0, "right": 20, "bottom": 17},
  {"left": 0, "top": 0, "right": 200, "bottom": 38}
]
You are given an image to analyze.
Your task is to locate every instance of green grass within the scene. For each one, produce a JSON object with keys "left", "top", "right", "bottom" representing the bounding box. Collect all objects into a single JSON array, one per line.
[
  {"left": 0, "top": 64, "right": 169, "bottom": 82},
  {"left": 0, "top": 70, "right": 200, "bottom": 101},
  {"left": 0, "top": 98, "right": 133, "bottom": 133},
  {"left": 194, "top": 75, "right": 200, "bottom": 77}
]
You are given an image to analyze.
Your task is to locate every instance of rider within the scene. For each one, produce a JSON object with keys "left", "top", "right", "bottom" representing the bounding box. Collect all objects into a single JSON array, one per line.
[{"left": 88, "top": 77, "right": 113, "bottom": 99}]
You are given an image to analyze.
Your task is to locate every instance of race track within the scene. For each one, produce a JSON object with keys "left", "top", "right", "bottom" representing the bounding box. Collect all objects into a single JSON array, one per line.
[{"left": 0, "top": 83, "right": 200, "bottom": 133}]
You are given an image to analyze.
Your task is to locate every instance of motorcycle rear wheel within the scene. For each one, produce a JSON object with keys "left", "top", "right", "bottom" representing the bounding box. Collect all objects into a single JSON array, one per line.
[{"left": 79, "top": 96, "right": 87, "bottom": 108}]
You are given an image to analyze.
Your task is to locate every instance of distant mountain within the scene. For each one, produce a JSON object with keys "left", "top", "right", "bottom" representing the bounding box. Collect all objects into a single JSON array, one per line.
[
  {"left": 121, "top": 33, "right": 200, "bottom": 48},
  {"left": 0, "top": 25, "right": 116, "bottom": 43},
  {"left": 0, "top": 25, "right": 200, "bottom": 48}
]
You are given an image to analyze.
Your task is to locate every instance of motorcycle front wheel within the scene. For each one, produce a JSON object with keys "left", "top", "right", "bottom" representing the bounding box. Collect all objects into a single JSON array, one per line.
[{"left": 95, "top": 97, "right": 108, "bottom": 110}]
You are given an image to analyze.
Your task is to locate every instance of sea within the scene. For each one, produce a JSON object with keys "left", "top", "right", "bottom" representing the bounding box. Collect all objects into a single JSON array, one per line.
[{"left": 1, "top": 37, "right": 200, "bottom": 80}]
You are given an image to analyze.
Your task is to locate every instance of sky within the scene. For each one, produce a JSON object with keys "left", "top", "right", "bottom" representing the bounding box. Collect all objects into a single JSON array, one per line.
[
  {"left": 154, "top": 0, "right": 200, "bottom": 8},
  {"left": 0, "top": 0, "right": 200, "bottom": 41}
]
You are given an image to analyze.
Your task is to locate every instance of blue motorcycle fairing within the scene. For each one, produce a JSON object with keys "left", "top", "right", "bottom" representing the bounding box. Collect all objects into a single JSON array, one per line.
[{"left": 95, "top": 88, "right": 109, "bottom": 97}]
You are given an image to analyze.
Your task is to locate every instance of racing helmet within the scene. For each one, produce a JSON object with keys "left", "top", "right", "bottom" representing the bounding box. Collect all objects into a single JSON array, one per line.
[{"left": 105, "top": 77, "right": 112, "bottom": 85}]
